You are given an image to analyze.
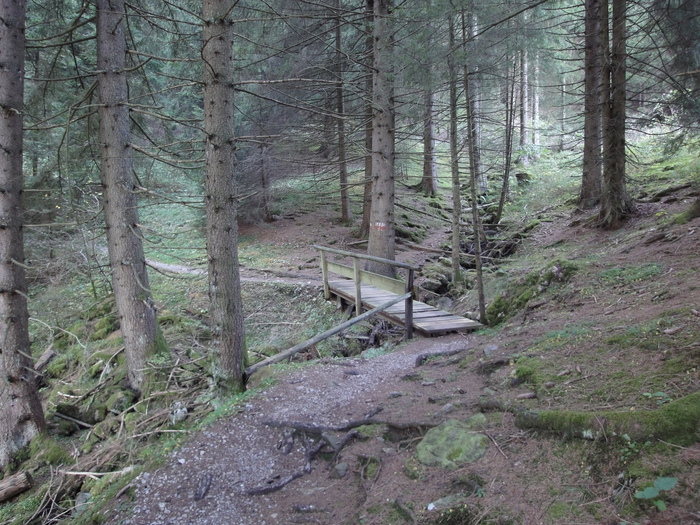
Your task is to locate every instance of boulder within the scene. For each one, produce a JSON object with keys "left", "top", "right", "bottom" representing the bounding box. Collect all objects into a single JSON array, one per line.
[{"left": 416, "top": 417, "right": 489, "bottom": 469}]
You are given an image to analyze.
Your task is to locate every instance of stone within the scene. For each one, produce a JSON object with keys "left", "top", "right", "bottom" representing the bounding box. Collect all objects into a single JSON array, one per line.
[
  {"left": 73, "top": 492, "right": 91, "bottom": 516},
  {"left": 416, "top": 418, "right": 489, "bottom": 469},
  {"left": 483, "top": 344, "right": 499, "bottom": 356},
  {"left": 426, "top": 493, "right": 467, "bottom": 511},
  {"left": 421, "top": 278, "right": 445, "bottom": 293},
  {"left": 330, "top": 462, "right": 349, "bottom": 479}
]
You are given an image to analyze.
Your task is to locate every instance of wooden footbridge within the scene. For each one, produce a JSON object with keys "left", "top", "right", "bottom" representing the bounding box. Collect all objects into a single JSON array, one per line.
[{"left": 315, "top": 246, "right": 482, "bottom": 338}]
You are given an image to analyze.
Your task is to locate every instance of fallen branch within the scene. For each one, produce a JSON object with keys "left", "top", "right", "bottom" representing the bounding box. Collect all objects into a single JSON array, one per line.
[
  {"left": 49, "top": 411, "right": 93, "bottom": 429},
  {"left": 34, "top": 345, "right": 57, "bottom": 373}
]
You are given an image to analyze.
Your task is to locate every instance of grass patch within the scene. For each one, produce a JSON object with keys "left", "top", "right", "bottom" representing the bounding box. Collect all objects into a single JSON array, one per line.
[{"left": 599, "top": 263, "right": 663, "bottom": 286}]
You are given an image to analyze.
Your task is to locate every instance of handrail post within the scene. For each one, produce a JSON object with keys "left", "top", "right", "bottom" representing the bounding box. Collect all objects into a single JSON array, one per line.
[
  {"left": 320, "top": 250, "right": 330, "bottom": 299},
  {"left": 405, "top": 268, "right": 414, "bottom": 339},
  {"left": 353, "top": 257, "right": 362, "bottom": 316}
]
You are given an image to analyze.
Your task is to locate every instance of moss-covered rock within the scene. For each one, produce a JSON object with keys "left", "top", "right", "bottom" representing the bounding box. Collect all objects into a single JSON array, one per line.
[
  {"left": 29, "top": 434, "right": 74, "bottom": 466},
  {"left": 486, "top": 259, "right": 578, "bottom": 325},
  {"left": 416, "top": 417, "right": 489, "bottom": 469},
  {"left": 93, "top": 416, "right": 120, "bottom": 441},
  {"left": 90, "top": 314, "right": 119, "bottom": 340},
  {"left": 672, "top": 197, "right": 700, "bottom": 224},
  {"left": 105, "top": 388, "right": 135, "bottom": 413}
]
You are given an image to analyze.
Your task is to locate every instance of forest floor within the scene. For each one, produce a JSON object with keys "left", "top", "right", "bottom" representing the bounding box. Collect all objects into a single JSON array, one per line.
[{"left": 103, "top": 183, "right": 700, "bottom": 525}]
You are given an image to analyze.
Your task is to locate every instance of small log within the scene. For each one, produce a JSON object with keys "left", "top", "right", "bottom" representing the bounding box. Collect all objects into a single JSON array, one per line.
[
  {"left": 34, "top": 346, "right": 57, "bottom": 373},
  {"left": 0, "top": 471, "right": 33, "bottom": 503}
]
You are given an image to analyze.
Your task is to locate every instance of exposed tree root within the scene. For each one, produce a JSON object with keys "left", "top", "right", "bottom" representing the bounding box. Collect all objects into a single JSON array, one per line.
[
  {"left": 264, "top": 417, "right": 436, "bottom": 436},
  {"left": 414, "top": 346, "right": 470, "bottom": 367},
  {"left": 246, "top": 472, "right": 304, "bottom": 496}
]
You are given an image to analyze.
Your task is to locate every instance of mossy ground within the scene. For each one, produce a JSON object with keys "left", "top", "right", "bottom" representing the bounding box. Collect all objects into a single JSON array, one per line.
[{"left": 5, "top": 139, "right": 700, "bottom": 525}]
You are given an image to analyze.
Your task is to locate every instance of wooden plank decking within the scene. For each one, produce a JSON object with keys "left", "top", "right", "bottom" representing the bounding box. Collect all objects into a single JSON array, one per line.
[{"left": 328, "top": 279, "right": 482, "bottom": 337}]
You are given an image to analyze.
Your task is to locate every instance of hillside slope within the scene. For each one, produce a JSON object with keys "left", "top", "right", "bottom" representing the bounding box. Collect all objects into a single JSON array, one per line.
[{"left": 101, "top": 186, "right": 700, "bottom": 525}]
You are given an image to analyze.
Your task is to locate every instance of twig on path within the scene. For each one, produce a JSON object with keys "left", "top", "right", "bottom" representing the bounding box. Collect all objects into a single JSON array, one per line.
[{"left": 484, "top": 431, "right": 508, "bottom": 459}]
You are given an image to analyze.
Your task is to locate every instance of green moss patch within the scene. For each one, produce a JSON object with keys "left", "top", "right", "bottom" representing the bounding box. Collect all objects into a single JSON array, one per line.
[
  {"left": 516, "top": 391, "right": 700, "bottom": 446},
  {"left": 486, "top": 259, "right": 578, "bottom": 325}
]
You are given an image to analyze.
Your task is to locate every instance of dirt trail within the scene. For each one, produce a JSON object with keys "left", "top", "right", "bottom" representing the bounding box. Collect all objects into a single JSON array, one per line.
[{"left": 111, "top": 334, "right": 478, "bottom": 525}]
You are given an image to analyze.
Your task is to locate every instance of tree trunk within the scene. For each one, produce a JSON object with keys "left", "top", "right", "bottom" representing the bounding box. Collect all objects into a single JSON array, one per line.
[
  {"left": 495, "top": 61, "right": 516, "bottom": 224},
  {"left": 532, "top": 52, "right": 541, "bottom": 154},
  {"left": 360, "top": 2, "right": 373, "bottom": 239},
  {"left": 421, "top": 89, "right": 438, "bottom": 197},
  {"left": 462, "top": 13, "right": 486, "bottom": 322},
  {"left": 97, "top": 0, "right": 160, "bottom": 395},
  {"left": 599, "top": 0, "right": 632, "bottom": 228},
  {"left": 580, "top": 0, "right": 603, "bottom": 208},
  {"left": 0, "top": 0, "right": 46, "bottom": 472},
  {"left": 448, "top": 16, "right": 462, "bottom": 287},
  {"left": 335, "top": 0, "right": 351, "bottom": 223},
  {"left": 560, "top": 76, "right": 567, "bottom": 152},
  {"left": 203, "top": 0, "right": 247, "bottom": 393},
  {"left": 465, "top": 7, "right": 486, "bottom": 196},
  {"left": 366, "top": 0, "right": 396, "bottom": 277},
  {"left": 518, "top": 47, "right": 529, "bottom": 166},
  {"left": 259, "top": 142, "right": 273, "bottom": 223}
]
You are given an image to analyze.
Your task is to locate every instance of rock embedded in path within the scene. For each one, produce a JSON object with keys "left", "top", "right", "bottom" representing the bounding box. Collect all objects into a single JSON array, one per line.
[{"left": 416, "top": 415, "right": 489, "bottom": 469}]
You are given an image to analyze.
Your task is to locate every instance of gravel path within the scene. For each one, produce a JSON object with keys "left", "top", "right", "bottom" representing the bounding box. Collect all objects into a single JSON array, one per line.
[{"left": 112, "top": 334, "right": 473, "bottom": 525}]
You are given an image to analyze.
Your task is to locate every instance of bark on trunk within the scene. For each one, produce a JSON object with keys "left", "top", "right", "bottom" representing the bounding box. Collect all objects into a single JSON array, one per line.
[
  {"left": 465, "top": 8, "right": 486, "bottom": 196},
  {"left": 421, "top": 90, "right": 438, "bottom": 197},
  {"left": 366, "top": 0, "right": 396, "bottom": 277},
  {"left": 203, "top": 0, "right": 247, "bottom": 393},
  {"left": 97, "top": 0, "right": 160, "bottom": 395},
  {"left": 518, "top": 47, "right": 529, "bottom": 166},
  {"left": 448, "top": 17, "right": 462, "bottom": 286},
  {"left": 581, "top": 0, "right": 603, "bottom": 208},
  {"left": 600, "top": 0, "right": 632, "bottom": 228},
  {"left": 335, "top": 0, "right": 351, "bottom": 222},
  {"left": 360, "top": 2, "right": 373, "bottom": 239},
  {"left": 0, "top": 0, "right": 46, "bottom": 471}
]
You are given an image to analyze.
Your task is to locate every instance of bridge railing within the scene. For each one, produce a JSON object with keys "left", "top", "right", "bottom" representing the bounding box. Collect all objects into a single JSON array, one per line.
[{"left": 314, "top": 245, "right": 419, "bottom": 339}]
